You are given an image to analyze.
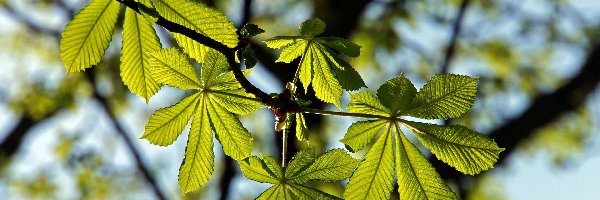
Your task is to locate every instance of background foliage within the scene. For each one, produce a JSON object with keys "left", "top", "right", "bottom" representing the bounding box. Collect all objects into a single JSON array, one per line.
[{"left": 1, "top": 0, "right": 599, "bottom": 199}]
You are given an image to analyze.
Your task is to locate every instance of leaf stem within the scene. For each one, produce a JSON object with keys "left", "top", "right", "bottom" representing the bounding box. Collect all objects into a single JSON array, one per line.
[
  {"left": 281, "top": 127, "right": 288, "bottom": 168},
  {"left": 300, "top": 108, "right": 394, "bottom": 120}
]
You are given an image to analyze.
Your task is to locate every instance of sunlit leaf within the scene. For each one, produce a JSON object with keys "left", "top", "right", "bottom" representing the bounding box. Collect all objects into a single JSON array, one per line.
[
  {"left": 60, "top": 0, "right": 120, "bottom": 72},
  {"left": 121, "top": 8, "right": 162, "bottom": 102},
  {"left": 344, "top": 126, "right": 395, "bottom": 200},
  {"left": 179, "top": 95, "right": 214, "bottom": 194},
  {"left": 347, "top": 92, "right": 389, "bottom": 116},
  {"left": 403, "top": 74, "right": 477, "bottom": 119},
  {"left": 394, "top": 125, "right": 457, "bottom": 199},
  {"left": 340, "top": 120, "right": 387, "bottom": 152},
  {"left": 152, "top": 0, "right": 238, "bottom": 47},
  {"left": 377, "top": 74, "right": 417, "bottom": 114},
  {"left": 148, "top": 48, "right": 202, "bottom": 89},
  {"left": 142, "top": 93, "right": 200, "bottom": 146},
  {"left": 405, "top": 121, "right": 504, "bottom": 175}
]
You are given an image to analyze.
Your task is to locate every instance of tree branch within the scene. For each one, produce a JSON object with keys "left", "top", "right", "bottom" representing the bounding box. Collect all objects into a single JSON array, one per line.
[
  {"left": 440, "top": 0, "right": 470, "bottom": 74},
  {"left": 117, "top": 0, "right": 272, "bottom": 105},
  {"left": 85, "top": 71, "right": 168, "bottom": 200}
]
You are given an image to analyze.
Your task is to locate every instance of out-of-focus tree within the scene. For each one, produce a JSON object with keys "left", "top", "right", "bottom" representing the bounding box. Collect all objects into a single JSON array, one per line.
[{"left": 0, "top": 0, "right": 599, "bottom": 199}]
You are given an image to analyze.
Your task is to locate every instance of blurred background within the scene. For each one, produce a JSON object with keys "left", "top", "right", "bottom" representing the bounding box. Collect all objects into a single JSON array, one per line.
[{"left": 1, "top": 0, "right": 600, "bottom": 199}]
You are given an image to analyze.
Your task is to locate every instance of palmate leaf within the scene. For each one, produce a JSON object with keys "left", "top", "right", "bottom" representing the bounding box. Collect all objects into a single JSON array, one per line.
[
  {"left": 394, "top": 125, "right": 457, "bottom": 200},
  {"left": 340, "top": 120, "right": 387, "bottom": 153},
  {"left": 239, "top": 149, "right": 358, "bottom": 199},
  {"left": 295, "top": 113, "right": 309, "bottom": 141},
  {"left": 344, "top": 126, "right": 395, "bottom": 200},
  {"left": 402, "top": 74, "right": 478, "bottom": 119},
  {"left": 179, "top": 94, "right": 214, "bottom": 194},
  {"left": 173, "top": 33, "right": 210, "bottom": 64},
  {"left": 60, "top": 0, "right": 120, "bottom": 72},
  {"left": 143, "top": 49, "right": 261, "bottom": 195},
  {"left": 121, "top": 8, "right": 162, "bottom": 102},
  {"left": 342, "top": 74, "right": 501, "bottom": 199},
  {"left": 152, "top": 0, "right": 238, "bottom": 48},
  {"left": 147, "top": 48, "right": 202, "bottom": 89},
  {"left": 142, "top": 92, "right": 200, "bottom": 146},
  {"left": 265, "top": 18, "right": 365, "bottom": 107},
  {"left": 404, "top": 121, "right": 504, "bottom": 175}
]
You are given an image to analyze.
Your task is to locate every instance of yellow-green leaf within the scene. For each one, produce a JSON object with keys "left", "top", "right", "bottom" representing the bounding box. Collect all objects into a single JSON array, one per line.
[
  {"left": 178, "top": 94, "right": 214, "bottom": 194},
  {"left": 340, "top": 120, "right": 387, "bottom": 152},
  {"left": 403, "top": 74, "right": 477, "bottom": 119},
  {"left": 405, "top": 121, "right": 504, "bottom": 175},
  {"left": 207, "top": 98, "right": 253, "bottom": 160},
  {"left": 148, "top": 48, "right": 202, "bottom": 89},
  {"left": 295, "top": 113, "right": 309, "bottom": 141},
  {"left": 344, "top": 126, "right": 395, "bottom": 200},
  {"left": 394, "top": 125, "right": 457, "bottom": 199},
  {"left": 173, "top": 33, "right": 210, "bottom": 64},
  {"left": 377, "top": 74, "right": 417, "bottom": 114},
  {"left": 347, "top": 92, "right": 390, "bottom": 116},
  {"left": 239, "top": 156, "right": 279, "bottom": 184},
  {"left": 142, "top": 93, "right": 200, "bottom": 146},
  {"left": 121, "top": 8, "right": 162, "bottom": 102},
  {"left": 60, "top": 0, "right": 120, "bottom": 72},
  {"left": 152, "top": 0, "right": 238, "bottom": 47}
]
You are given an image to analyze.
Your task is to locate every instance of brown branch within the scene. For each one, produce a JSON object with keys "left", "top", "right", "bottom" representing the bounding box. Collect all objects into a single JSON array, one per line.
[
  {"left": 85, "top": 71, "right": 168, "bottom": 200},
  {"left": 440, "top": 0, "right": 470, "bottom": 74},
  {"left": 431, "top": 42, "right": 600, "bottom": 195},
  {"left": 117, "top": 0, "right": 272, "bottom": 105}
]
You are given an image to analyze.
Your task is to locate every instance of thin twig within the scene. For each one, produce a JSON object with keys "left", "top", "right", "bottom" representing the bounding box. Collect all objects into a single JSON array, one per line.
[
  {"left": 301, "top": 108, "right": 394, "bottom": 120},
  {"left": 440, "top": 0, "right": 470, "bottom": 74},
  {"left": 86, "top": 72, "right": 168, "bottom": 200}
]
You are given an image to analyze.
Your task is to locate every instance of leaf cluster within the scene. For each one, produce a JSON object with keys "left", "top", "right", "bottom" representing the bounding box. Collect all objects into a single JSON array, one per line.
[{"left": 59, "top": 0, "right": 504, "bottom": 198}]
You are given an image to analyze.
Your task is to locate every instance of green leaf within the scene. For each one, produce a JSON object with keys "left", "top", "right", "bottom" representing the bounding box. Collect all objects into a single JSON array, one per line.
[
  {"left": 300, "top": 18, "right": 325, "bottom": 37},
  {"left": 344, "top": 126, "right": 395, "bottom": 200},
  {"left": 208, "top": 89, "right": 262, "bottom": 115},
  {"left": 265, "top": 20, "right": 365, "bottom": 105},
  {"left": 60, "top": 0, "right": 120, "bottom": 72},
  {"left": 242, "top": 46, "right": 258, "bottom": 68},
  {"left": 405, "top": 121, "right": 504, "bottom": 175},
  {"left": 403, "top": 74, "right": 477, "bottom": 119},
  {"left": 240, "top": 23, "right": 265, "bottom": 38},
  {"left": 142, "top": 93, "right": 200, "bottom": 146},
  {"left": 340, "top": 120, "right": 387, "bottom": 152},
  {"left": 257, "top": 184, "right": 285, "bottom": 200},
  {"left": 291, "top": 149, "right": 360, "bottom": 184},
  {"left": 295, "top": 113, "right": 309, "bottom": 141},
  {"left": 316, "top": 44, "right": 365, "bottom": 91},
  {"left": 347, "top": 92, "right": 390, "bottom": 116},
  {"left": 377, "top": 74, "right": 417, "bottom": 114},
  {"left": 264, "top": 36, "right": 303, "bottom": 49},
  {"left": 310, "top": 45, "right": 343, "bottom": 107},
  {"left": 173, "top": 33, "right": 210, "bottom": 64},
  {"left": 148, "top": 48, "right": 202, "bottom": 89},
  {"left": 394, "top": 125, "right": 457, "bottom": 199},
  {"left": 319, "top": 37, "right": 361, "bottom": 57},
  {"left": 287, "top": 184, "right": 341, "bottom": 200},
  {"left": 261, "top": 155, "right": 284, "bottom": 179},
  {"left": 207, "top": 98, "right": 253, "bottom": 161},
  {"left": 239, "top": 156, "right": 279, "bottom": 184},
  {"left": 201, "top": 50, "right": 230, "bottom": 87},
  {"left": 275, "top": 39, "right": 308, "bottom": 63},
  {"left": 285, "top": 149, "right": 316, "bottom": 179},
  {"left": 152, "top": 0, "right": 238, "bottom": 47},
  {"left": 179, "top": 94, "right": 214, "bottom": 194},
  {"left": 121, "top": 8, "right": 162, "bottom": 102},
  {"left": 298, "top": 44, "right": 313, "bottom": 93},
  {"left": 240, "top": 150, "right": 356, "bottom": 199}
]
